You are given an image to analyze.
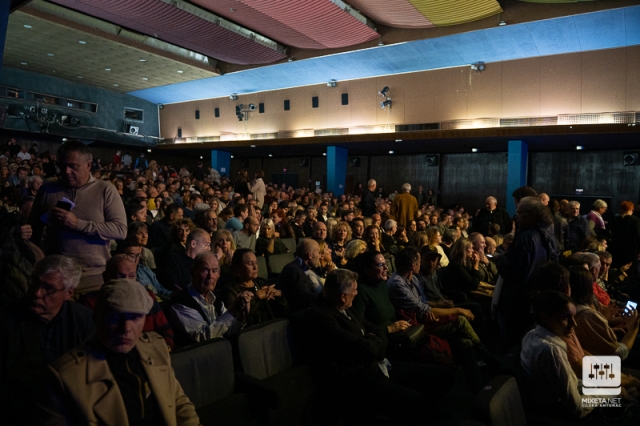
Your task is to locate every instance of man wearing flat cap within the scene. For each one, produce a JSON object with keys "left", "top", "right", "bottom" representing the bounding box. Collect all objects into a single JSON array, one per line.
[{"left": 38, "top": 279, "right": 200, "bottom": 425}]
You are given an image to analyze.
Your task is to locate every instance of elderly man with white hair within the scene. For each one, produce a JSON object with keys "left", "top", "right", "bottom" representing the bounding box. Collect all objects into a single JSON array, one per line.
[
  {"left": 473, "top": 196, "right": 512, "bottom": 237},
  {"left": 0, "top": 255, "right": 95, "bottom": 425},
  {"left": 566, "top": 201, "right": 595, "bottom": 252},
  {"left": 390, "top": 183, "right": 419, "bottom": 228}
]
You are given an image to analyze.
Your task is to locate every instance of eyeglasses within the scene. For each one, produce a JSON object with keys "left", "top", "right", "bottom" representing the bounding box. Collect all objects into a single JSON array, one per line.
[
  {"left": 195, "top": 240, "right": 211, "bottom": 249},
  {"left": 31, "top": 279, "right": 68, "bottom": 296},
  {"left": 125, "top": 253, "right": 142, "bottom": 262},
  {"left": 374, "top": 262, "right": 388, "bottom": 269}
]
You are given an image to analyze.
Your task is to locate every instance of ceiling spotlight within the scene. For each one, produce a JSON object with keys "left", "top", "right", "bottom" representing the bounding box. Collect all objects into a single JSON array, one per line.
[
  {"left": 147, "top": 149, "right": 152, "bottom": 153},
  {"left": 379, "top": 86, "right": 389, "bottom": 97},
  {"left": 288, "top": 57, "right": 293, "bottom": 62},
  {"left": 47, "top": 53, "right": 54, "bottom": 57},
  {"left": 323, "top": 153, "right": 326, "bottom": 156},
  {"left": 200, "top": 155, "right": 203, "bottom": 159},
  {"left": 142, "top": 77, "right": 148, "bottom": 81},
  {"left": 230, "top": 94, "right": 238, "bottom": 100},
  {"left": 327, "top": 79, "right": 337, "bottom": 87},
  {"left": 105, "top": 68, "right": 111, "bottom": 71},
  {"left": 395, "top": 139, "right": 402, "bottom": 142},
  {"left": 139, "top": 59, "right": 146, "bottom": 62},
  {"left": 499, "top": 20, "right": 506, "bottom": 26},
  {"left": 378, "top": 41, "right": 384, "bottom": 46},
  {"left": 268, "top": 154, "right": 273, "bottom": 157},
  {"left": 62, "top": 138, "right": 67, "bottom": 142},
  {"left": 388, "top": 150, "right": 394, "bottom": 154},
  {"left": 113, "top": 84, "right": 119, "bottom": 86},
  {"left": 251, "top": 145, "right": 256, "bottom": 148},
  {"left": 77, "top": 76, "right": 83, "bottom": 78},
  {"left": 470, "top": 62, "right": 485, "bottom": 72},
  {"left": 380, "top": 99, "right": 392, "bottom": 109},
  {"left": 177, "top": 70, "right": 184, "bottom": 74},
  {"left": 231, "top": 155, "right": 234, "bottom": 158},
  {"left": 576, "top": 145, "right": 583, "bottom": 150},
  {"left": 471, "top": 148, "right": 478, "bottom": 153},
  {"left": 21, "top": 62, "right": 27, "bottom": 65}
]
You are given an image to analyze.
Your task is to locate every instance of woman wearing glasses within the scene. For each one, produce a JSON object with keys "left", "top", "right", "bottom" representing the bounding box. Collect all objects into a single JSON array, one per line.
[{"left": 219, "top": 249, "right": 287, "bottom": 326}]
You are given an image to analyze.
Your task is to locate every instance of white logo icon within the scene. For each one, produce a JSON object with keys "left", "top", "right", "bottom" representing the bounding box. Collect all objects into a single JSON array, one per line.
[{"left": 582, "top": 356, "right": 621, "bottom": 395}]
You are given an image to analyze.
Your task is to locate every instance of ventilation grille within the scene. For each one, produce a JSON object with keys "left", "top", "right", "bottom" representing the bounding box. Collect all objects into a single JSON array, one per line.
[
  {"left": 440, "top": 118, "right": 500, "bottom": 130},
  {"left": 558, "top": 112, "right": 636, "bottom": 125},
  {"left": 184, "top": 136, "right": 221, "bottom": 143},
  {"left": 315, "top": 128, "right": 349, "bottom": 136},
  {"left": 250, "top": 133, "right": 277, "bottom": 140},
  {"left": 395, "top": 123, "right": 440, "bottom": 132},
  {"left": 500, "top": 116, "right": 557, "bottom": 127}
]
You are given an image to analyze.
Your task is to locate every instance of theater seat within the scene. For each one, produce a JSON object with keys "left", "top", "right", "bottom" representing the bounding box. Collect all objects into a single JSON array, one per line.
[
  {"left": 472, "top": 375, "right": 527, "bottom": 426},
  {"left": 267, "top": 253, "right": 294, "bottom": 275},
  {"left": 235, "top": 318, "right": 316, "bottom": 426},
  {"left": 171, "top": 338, "right": 256, "bottom": 426},
  {"left": 280, "top": 238, "right": 296, "bottom": 254}
]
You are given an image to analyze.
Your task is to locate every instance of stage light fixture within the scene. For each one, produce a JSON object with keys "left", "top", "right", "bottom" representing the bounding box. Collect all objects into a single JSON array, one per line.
[
  {"left": 470, "top": 62, "right": 485, "bottom": 72},
  {"left": 379, "top": 86, "right": 389, "bottom": 97},
  {"left": 380, "top": 99, "right": 392, "bottom": 109}
]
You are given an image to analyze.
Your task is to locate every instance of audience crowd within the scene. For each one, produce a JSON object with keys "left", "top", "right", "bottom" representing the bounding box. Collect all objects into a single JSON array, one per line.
[{"left": 2, "top": 137, "right": 640, "bottom": 424}]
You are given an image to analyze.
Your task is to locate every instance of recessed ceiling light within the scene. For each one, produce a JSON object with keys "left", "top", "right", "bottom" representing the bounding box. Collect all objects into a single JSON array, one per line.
[
  {"left": 47, "top": 53, "right": 54, "bottom": 57},
  {"left": 113, "top": 84, "right": 119, "bottom": 87},
  {"left": 388, "top": 150, "right": 394, "bottom": 154},
  {"left": 323, "top": 153, "right": 326, "bottom": 156},
  {"left": 77, "top": 76, "right": 83, "bottom": 79},
  {"left": 139, "top": 59, "right": 146, "bottom": 62},
  {"left": 199, "top": 155, "right": 203, "bottom": 159},
  {"left": 147, "top": 149, "right": 152, "bottom": 153},
  {"left": 105, "top": 68, "right": 111, "bottom": 71},
  {"left": 142, "top": 77, "right": 148, "bottom": 81},
  {"left": 250, "top": 145, "right": 256, "bottom": 148},
  {"left": 62, "top": 138, "right": 68, "bottom": 142},
  {"left": 20, "top": 62, "right": 27, "bottom": 65},
  {"left": 177, "top": 70, "right": 184, "bottom": 73},
  {"left": 79, "top": 40, "right": 87, "bottom": 44},
  {"left": 395, "top": 139, "right": 402, "bottom": 142},
  {"left": 24, "top": 24, "right": 32, "bottom": 29},
  {"left": 231, "top": 155, "right": 234, "bottom": 158},
  {"left": 268, "top": 154, "right": 273, "bottom": 157},
  {"left": 471, "top": 148, "right": 478, "bottom": 152},
  {"left": 576, "top": 145, "right": 583, "bottom": 150}
]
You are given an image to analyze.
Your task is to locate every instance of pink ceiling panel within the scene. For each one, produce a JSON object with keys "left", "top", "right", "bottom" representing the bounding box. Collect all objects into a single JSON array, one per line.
[
  {"left": 49, "top": 0, "right": 287, "bottom": 65},
  {"left": 346, "top": 0, "right": 435, "bottom": 29},
  {"left": 192, "top": 0, "right": 380, "bottom": 49}
]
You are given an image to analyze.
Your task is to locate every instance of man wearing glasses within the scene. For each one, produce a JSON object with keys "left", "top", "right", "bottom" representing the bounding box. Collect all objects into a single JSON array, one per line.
[
  {"left": 160, "top": 228, "right": 212, "bottom": 291},
  {"left": 0, "top": 255, "right": 95, "bottom": 425}
]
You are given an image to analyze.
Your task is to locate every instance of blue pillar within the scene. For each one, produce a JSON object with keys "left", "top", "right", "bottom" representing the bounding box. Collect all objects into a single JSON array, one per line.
[
  {"left": 327, "top": 146, "right": 347, "bottom": 196},
  {"left": 506, "top": 140, "right": 528, "bottom": 216},
  {"left": 211, "top": 150, "right": 231, "bottom": 179},
  {"left": 0, "top": 0, "right": 10, "bottom": 73}
]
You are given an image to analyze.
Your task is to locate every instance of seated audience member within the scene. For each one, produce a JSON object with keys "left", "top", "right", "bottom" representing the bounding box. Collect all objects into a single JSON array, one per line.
[
  {"left": 0, "top": 255, "right": 95, "bottom": 425},
  {"left": 292, "top": 269, "right": 455, "bottom": 424},
  {"left": 426, "top": 227, "right": 449, "bottom": 267},
  {"left": 149, "top": 203, "right": 183, "bottom": 248},
  {"left": 219, "top": 249, "right": 287, "bottom": 326},
  {"left": 127, "top": 201, "right": 148, "bottom": 224},
  {"left": 193, "top": 204, "right": 218, "bottom": 238},
  {"left": 213, "top": 229, "right": 236, "bottom": 278},
  {"left": 169, "top": 218, "right": 196, "bottom": 253},
  {"left": 116, "top": 240, "right": 172, "bottom": 300},
  {"left": 365, "top": 224, "right": 388, "bottom": 255},
  {"left": 126, "top": 221, "right": 156, "bottom": 270},
  {"left": 303, "top": 206, "right": 318, "bottom": 237},
  {"left": 271, "top": 208, "right": 295, "bottom": 239},
  {"left": 255, "top": 218, "right": 288, "bottom": 258},
  {"left": 169, "top": 251, "right": 251, "bottom": 345},
  {"left": 571, "top": 266, "right": 640, "bottom": 366},
  {"left": 597, "top": 250, "right": 639, "bottom": 302},
  {"left": 468, "top": 232, "right": 498, "bottom": 284},
  {"left": 440, "top": 228, "right": 457, "bottom": 259},
  {"left": 521, "top": 291, "right": 594, "bottom": 419},
  {"left": 292, "top": 209, "right": 308, "bottom": 241},
  {"left": 232, "top": 215, "right": 259, "bottom": 251},
  {"left": 159, "top": 228, "right": 212, "bottom": 291},
  {"left": 225, "top": 203, "right": 249, "bottom": 232},
  {"left": 351, "top": 217, "right": 365, "bottom": 240},
  {"left": 495, "top": 232, "right": 514, "bottom": 254},
  {"left": 307, "top": 239, "right": 337, "bottom": 288},
  {"left": 394, "top": 225, "right": 410, "bottom": 251},
  {"left": 311, "top": 221, "right": 331, "bottom": 245},
  {"left": 330, "top": 220, "right": 352, "bottom": 264},
  {"left": 342, "top": 239, "right": 368, "bottom": 270},
  {"left": 276, "top": 238, "right": 322, "bottom": 313},
  {"left": 381, "top": 219, "right": 398, "bottom": 254},
  {"left": 572, "top": 252, "right": 610, "bottom": 306},
  {"left": 37, "top": 279, "right": 199, "bottom": 425},
  {"left": 439, "top": 238, "right": 481, "bottom": 299}
]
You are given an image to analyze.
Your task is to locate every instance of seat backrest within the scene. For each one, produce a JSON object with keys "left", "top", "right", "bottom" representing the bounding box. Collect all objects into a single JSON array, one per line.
[
  {"left": 236, "top": 318, "right": 292, "bottom": 380},
  {"left": 268, "top": 252, "right": 295, "bottom": 275},
  {"left": 280, "top": 238, "right": 297, "bottom": 254},
  {"left": 170, "top": 338, "right": 235, "bottom": 409},
  {"left": 473, "top": 375, "right": 527, "bottom": 426},
  {"left": 256, "top": 255, "right": 269, "bottom": 280}
]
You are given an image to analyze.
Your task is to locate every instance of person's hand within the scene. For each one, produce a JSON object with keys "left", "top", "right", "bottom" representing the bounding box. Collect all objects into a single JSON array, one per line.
[
  {"left": 274, "top": 231, "right": 280, "bottom": 238},
  {"left": 232, "top": 291, "right": 253, "bottom": 319},
  {"left": 266, "top": 285, "right": 281, "bottom": 299},
  {"left": 442, "top": 299, "right": 455, "bottom": 308},
  {"left": 623, "top": 309, "right": 640, "bottom": 330},
  {"left": 325, "top": 261, "right": 337, "bottom": 273},
  {"left": 335, "top": 247, "right": 345, "bottom": 258},
  {"left": 457, "top": 308, "right": 475, "bottom": 321},
  {"left": 424, "top": 311, "right": 438, "bottom": 324},
  {"left": 621, "top": 262, "right": 632, "bottom": 274},
  {"left": 387, "top": 320, "right": 411, "bottom": 334},
  {"left": 20, "top": 224, "right": 32, "bottom": 240},
  {"left": 50, "top": 207, "right": 79, "bottom": 230},
  {"left": 477, "top": 251, "right": 489, "bottom": 265},
  {"left": 469, "top": 252, "right": 480, "bottom": 266},
  {"left": 600, "top": 303, "right": 620, "bottom": 320}
]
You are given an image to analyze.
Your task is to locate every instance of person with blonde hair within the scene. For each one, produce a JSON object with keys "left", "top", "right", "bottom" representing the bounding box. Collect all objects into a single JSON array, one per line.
[
  {"left": 426, "top": 227, "right": 449, "bottom": 267},
  {"left": 439, "top": 238, "right": 481, "bottom": 298}
]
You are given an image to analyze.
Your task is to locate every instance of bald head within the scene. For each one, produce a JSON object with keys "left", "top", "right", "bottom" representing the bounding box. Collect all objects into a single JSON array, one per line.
[
  {"left": 367, "top": 179, "right": 376, "bottom": 190},
  {"left": 296, "top": 238, "right": 321, "bottom": 268}
]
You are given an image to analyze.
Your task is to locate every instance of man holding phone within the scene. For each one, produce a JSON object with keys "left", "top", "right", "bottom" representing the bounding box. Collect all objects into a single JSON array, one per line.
[{"left": 29, "top": 141, "right": 127, "bottom": 294}]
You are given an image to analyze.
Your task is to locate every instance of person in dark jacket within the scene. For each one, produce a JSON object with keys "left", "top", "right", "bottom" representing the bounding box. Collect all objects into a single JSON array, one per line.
[
  {"left": 566, "top": 201, "right": 594, "bottom": 252},
  {"left": 439, "top": 238, "right": 482, "bottom": 299},
  {"left": 609, "top": 201, "right": 640, "bottom": 274},
  {"left": 473, "top": 196, "right": 512, "bottom": 236},
  {"left": 498, "top": 196, "right": 559, "bottom": 349},
  {"left": 361, "top": 179, "right": 377, "bottom": 218},
  {"left": 276, "top": 239, "right": 321, "bottom": 313}
]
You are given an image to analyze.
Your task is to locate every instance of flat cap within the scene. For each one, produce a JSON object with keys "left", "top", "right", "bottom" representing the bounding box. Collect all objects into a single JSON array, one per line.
[{"left": 96, "top": 279, "right": 153, "bottom": 315}]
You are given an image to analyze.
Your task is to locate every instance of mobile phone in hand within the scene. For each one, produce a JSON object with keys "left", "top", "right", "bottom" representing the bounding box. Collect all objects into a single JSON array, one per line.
[{"left": 55, "top": 200, "right": 72, "bottom": 211}]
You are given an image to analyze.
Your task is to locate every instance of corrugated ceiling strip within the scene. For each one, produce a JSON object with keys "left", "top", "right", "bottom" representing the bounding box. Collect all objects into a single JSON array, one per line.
[
  {"left": 346, "top": 0, "right": 435, "bottom": 28},
  {"left": 194, "top": 0, "right": 379, "bottom": 49},
  {"left": 408, "top": 0, "right": 503, "bottom": 26},
  {"left": 49, "top": 0, "right": 287, "bottom": 64}
]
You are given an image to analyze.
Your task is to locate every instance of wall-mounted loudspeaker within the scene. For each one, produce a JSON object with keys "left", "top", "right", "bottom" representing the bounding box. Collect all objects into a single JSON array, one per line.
[
  {"left": 425, "top": 155, "right": 439, "bottom": 167},
  {"left": 128, "top": 125, "right": 139, "bottom": 135},
  {"left": 349, "top": 157, "right": 361, "bottom": 167},
  {"left": 623, "top": 152, "right": 639, "bottom": 166},
  {"left": 299, "top": 158, "right": 309, "bottom": 167}
]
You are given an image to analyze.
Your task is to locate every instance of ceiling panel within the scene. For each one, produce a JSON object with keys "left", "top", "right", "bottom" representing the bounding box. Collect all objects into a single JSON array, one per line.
[
  {"left": 192, "top": 0, "right": 379, "bottom": 49},
  {"left": 2, "top": 11, "right": 218, "bottom": 93},
  {"left": 408, "top": 0, "right": 502, "bottom": 26},
  {"left": 49, "top": 0, "right": 287, "bottom": 64},
  {"left": 343, "top": 0, "right": 435, "bottom": 29}
]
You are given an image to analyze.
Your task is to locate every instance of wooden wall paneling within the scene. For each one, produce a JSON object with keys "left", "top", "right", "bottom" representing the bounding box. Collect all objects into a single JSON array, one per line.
[
  {"left": 429, "top": 67, "right": 469, "bottom": 123},
  {"left": 440, "top": 152, "right": 507, "bottom": 211},
  {"left": 529, "top": 150, "right": 640, "bottom": 211},
  {"left": 625, "top": 46, "right": 640, "bottom": 111},
  {"left": 369, "top": 154, "right": 439, "bottom": 198},
  {"left": 349, "top": 78, "right": 378, "bottom": 127},
  {"left": 501, "top": 57, "right": 541, "bottom": 118},
  {"left": 327, "top": 80, "right": 351, "bottom": 129},
  {"left": 403, "top": 72, "right": 436, "bottom": 125},
  {"left": 581, "top": 49, "right": 626, "bottom": 113},
  {"left": 467, "top": 62, "right": 502, "bottom": 119},
  {"left": 539, "top": 53, "right": 582, "bottom": 116}
]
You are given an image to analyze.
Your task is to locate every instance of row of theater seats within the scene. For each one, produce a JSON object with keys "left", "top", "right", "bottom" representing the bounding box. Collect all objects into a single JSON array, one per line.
[{"left": 170, "top": 317, "right": 568, "bottom": 426}]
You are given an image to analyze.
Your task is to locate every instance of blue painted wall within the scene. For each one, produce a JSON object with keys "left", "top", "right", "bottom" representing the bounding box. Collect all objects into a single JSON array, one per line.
[{"left": 0, "top": 67, "right": 159, "bottom": 146}]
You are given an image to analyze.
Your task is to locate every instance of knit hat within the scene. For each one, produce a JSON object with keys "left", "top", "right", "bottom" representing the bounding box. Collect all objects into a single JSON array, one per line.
[{"left": 96, "top": 279, "right": 153, "bottom": 314}]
